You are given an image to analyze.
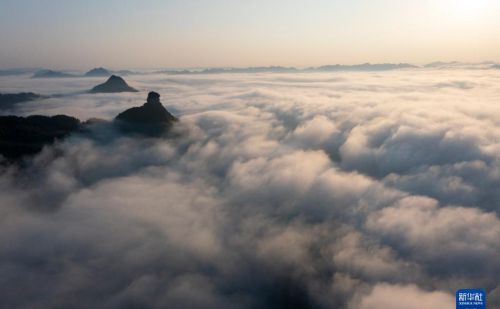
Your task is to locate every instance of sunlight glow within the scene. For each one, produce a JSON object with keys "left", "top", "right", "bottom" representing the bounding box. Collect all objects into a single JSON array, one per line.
[{"left": 446, "top": 0, "right": 490, "bottom": 18}]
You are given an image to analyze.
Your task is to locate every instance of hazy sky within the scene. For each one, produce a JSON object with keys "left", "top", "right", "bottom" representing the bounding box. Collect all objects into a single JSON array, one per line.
[{"left": 1, "top": 0, "right": 500, "bottom": 69}]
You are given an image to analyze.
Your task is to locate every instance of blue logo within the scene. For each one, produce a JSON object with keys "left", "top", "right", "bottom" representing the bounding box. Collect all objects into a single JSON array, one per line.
[{"left": 456, "top": 289, "right": 486, "bottom": 309}]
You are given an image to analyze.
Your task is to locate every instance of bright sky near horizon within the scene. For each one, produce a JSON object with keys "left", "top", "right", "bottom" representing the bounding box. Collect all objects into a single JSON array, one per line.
[{"left": 1, "top": 0, "right": 499, "bottom": 69}]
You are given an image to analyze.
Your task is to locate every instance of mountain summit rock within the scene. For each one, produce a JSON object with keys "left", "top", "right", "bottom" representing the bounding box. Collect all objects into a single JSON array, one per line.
[
  {"left": 114, "top": 92, "right": 177, "bottom": 135},
  {"left": 89, "top": 75, "right": 138, "bottom": 93}
]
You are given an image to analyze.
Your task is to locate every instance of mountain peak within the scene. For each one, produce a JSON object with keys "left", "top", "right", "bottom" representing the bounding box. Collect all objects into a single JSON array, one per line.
[
  {"left": 89, "top": 75, "right": 138, "bottom": 93},
  {"left": 85, "top": 67, "right": 111, "bottom": 77},
  {"left": 114, "top": 92, "right": 177, "bottom": 135},
  {"left": 146, "top": 91, "right": 161, "bottom": 104}
]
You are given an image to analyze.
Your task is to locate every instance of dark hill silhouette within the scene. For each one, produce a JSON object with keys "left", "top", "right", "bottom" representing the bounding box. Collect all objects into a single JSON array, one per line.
[
  {"left": 32, "top": 70, "right": 75, "bottom": 78},
  {"left": 85, "top": 67, "right": 112, "bottom": 77},
  {"left": 0, "top": 115, "right": 80, "bottom": 160},
  {"left": 114, "top": 91, "right": 177, "bottom": 135},
  {"left": 0, "top": 92, "right": 177, "bottom": 160},
  {"left": 89, "top": 75, "right": 138, "bottom": 93},
  {"left": 0, "top": 92, "right": 46, "bottom": 110}
]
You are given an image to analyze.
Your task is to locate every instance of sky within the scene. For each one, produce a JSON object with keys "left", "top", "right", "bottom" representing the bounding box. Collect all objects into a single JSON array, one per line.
[{"left": 1, "top": 0, "right": 500, "bottom": 69}]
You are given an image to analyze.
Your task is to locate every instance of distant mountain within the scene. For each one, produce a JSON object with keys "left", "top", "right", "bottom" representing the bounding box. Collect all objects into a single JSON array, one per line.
[
  {"left": 32, "top": 70, "right": 76, "bottom": 78},
  {"left": 0, "top": 115, "right": 81, "bottom": 160},
  {"left": 423, "top": 61, "right": 500, "bottom": 70},
  {"left": 424, "top": 61, "right": 462, "bottom": 68},
  {"left": 84, "top": 67, "right": 112, "bottom": 77},
  {"left": 312, "top": 63, "right": 417, "bottom": 72},
  {"left": 115, "top": 91, "right": 177, "bottom": 136},
  {"left": 89, "top": 75, "right": 138, "bottom": 93},
  {"left": 114, "top": 70, "right": 135, "bottom": 76},
  {"left": 162, "top": 64, "right": 417, "bottom": 75},
  {"left": 0, "top": 92, "right": 47, "bottom": 110},
  {"left": 202, "top": 66, "right": 297, "bottom": 74},
  {"left": 0, "top": 68, "right": 42, "bottom": 76},
  {"left": 163, "top": 66, "right": 298, "bottom": 75}
]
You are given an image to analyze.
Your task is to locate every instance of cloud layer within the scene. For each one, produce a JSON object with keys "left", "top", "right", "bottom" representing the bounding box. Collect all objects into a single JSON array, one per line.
[{"left": 1, "top": 69, "right": 500, "bottom": 308}]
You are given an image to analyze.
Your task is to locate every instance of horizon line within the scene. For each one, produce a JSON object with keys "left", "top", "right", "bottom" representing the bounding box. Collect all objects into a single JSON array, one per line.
[{"left": 2, "top": 60, "right": 499, "bottom": 73}]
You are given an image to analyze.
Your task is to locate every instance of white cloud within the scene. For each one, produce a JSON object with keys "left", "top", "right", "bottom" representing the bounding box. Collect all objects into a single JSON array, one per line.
[
  {"left": 353, "top": 284, "right": 455, "bottom": 309},
  {"left": 1, "top": 69, "right": 500, "bottom": 307}
]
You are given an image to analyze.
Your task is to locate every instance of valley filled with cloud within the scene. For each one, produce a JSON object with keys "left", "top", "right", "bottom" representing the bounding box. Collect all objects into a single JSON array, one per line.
[{"left": 1, "top": 67, "right": 500, "bottom": 308}]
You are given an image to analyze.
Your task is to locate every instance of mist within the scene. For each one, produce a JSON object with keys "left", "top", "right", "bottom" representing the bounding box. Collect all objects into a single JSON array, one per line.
[{"left": 1, "top": 67, "right": 500, "bottom": 308}]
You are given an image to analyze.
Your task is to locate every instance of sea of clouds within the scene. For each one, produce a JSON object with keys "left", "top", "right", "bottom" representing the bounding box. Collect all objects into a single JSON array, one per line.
[{"left": 1, "top": 68, "right": 500, "bottom": 308}]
